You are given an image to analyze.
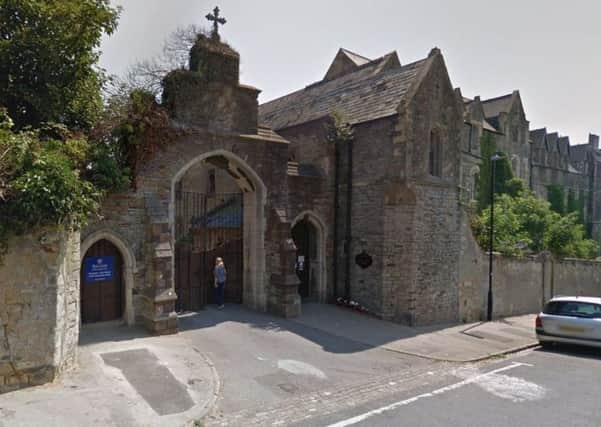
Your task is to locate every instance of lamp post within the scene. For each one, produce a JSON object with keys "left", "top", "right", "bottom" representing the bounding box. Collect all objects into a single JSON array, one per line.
[{"left": 487, "top": 153, "right": 503, "bottom": 321}]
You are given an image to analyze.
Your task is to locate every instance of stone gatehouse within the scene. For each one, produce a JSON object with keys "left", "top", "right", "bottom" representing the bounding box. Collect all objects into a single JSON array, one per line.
[
  {"left": 44, "top": 23, "right": 601, "bottom": 337},
  {"left": 76, "top": 30, "right": 467, "bottom": 332},
  {"left": 81, "top": 34, "right": 301, "bottom": 334}
]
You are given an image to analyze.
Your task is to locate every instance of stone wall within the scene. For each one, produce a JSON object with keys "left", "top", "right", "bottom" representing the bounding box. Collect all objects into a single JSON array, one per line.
[
  {"left": 277, "top": 119, "right": 335, "bottom": 302},
  {"left": 458, "top": 211, "right": 601, "bottom": 322},
  {"left": 0, "top": 230, "right": 80, "bottom": 393},
  {"left": 384, "top": 51, "right": 464, "bottom": 325}
]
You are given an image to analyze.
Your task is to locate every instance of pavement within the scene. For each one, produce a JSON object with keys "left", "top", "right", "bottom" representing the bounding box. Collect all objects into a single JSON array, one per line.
[
  {"left": 0, "top": 322, "right": 219, "bottom": 427},
  {"left": 294, "top": 304, "right": 538, "bottom": 362},
  {"left": 0, "top": 303, "right": 538, "bottom": 427}
]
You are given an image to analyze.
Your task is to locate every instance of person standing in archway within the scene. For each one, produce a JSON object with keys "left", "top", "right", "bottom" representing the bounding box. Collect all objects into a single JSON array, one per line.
[{"left": 214, "top": 257, "right": 227, "bottom": 309}]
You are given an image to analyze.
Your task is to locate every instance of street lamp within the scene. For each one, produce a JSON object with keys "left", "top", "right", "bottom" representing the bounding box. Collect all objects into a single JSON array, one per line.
[{"left": 487, "top": 153, "right": 504, "bottom": 321}]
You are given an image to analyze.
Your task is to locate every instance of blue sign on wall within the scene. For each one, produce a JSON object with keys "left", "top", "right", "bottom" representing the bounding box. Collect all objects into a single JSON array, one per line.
[{"left": 84, "top": 256, "right": 115, "bottom": 282}]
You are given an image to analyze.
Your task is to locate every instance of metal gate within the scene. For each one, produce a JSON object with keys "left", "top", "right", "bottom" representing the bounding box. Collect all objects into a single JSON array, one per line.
[{"left": 174, "top": 191, "right": 243, "bottom": 311}]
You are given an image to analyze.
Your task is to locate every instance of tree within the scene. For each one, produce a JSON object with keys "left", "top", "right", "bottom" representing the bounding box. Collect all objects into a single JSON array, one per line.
[
  {"left": 476, "top": 132, "right": 514, "bottom": 211},
  {"left": 107, "top": 24, "right": 204, "bottom": 99},
  {"left": 472, "top": 186, "right": 598, "bottom": 259},
  {"left": 546, "top": 184, "right": 565, "bottom": 215},
  {"left": 0, "top": 0, "right": 120, "bottom": 130}
]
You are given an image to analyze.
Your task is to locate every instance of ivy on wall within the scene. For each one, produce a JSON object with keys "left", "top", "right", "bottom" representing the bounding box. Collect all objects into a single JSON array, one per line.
[{"left": 476, "top": 132, "right": 514, "bottom": 212}]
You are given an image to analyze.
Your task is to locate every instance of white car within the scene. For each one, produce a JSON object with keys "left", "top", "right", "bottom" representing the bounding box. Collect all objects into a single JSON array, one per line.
[{"left": 536, "top": 296, "right": 601, "bottom": 349}]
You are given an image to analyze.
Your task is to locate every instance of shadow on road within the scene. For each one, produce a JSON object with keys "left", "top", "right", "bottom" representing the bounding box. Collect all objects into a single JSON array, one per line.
[
  {"left": 535, "top": 344, "right": 601, "bottom": 361},
  {"left": 177, "top": 305, "right": 377, "bottom": 354},
  {"left": 79, "top": 322, "right": 151, "bottom": 346}
]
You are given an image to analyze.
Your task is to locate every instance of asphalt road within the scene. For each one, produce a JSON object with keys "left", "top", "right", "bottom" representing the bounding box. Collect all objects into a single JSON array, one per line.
[
  {"left": 179, "top": 305, "right": 436, "bottom": 419},
  {"left": 306, "top": 345, "right": 601, "bottom": 427}
]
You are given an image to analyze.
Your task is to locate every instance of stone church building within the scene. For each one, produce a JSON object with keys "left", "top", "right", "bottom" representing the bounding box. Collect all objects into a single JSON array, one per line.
[
  {"left": 75, "top": 31, "right": 467, "bottom": 335},
  {"left": 5, "top": 16, "right": 601, "bottom": 392},
  {"left": 78, "top": 28, "right": 601, "bottom": 335}
]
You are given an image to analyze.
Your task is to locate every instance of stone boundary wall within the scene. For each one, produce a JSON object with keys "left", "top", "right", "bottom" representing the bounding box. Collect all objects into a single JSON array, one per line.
[
  {"left": 0, "top": 230, "right": 80, "bottom": 394},
  {"left": 459, "top": 212, "right": 601, "bottom": 322}
]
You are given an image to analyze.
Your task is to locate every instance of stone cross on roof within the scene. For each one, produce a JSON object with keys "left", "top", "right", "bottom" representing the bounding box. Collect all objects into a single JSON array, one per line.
[{"left": 206, "top": 6, "right": 226, "bottom": 40}]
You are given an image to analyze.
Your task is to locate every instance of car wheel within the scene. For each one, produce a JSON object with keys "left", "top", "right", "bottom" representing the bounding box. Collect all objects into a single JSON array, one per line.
[{"left": 539, "top": 341, "right": 553, "bottom": 349}]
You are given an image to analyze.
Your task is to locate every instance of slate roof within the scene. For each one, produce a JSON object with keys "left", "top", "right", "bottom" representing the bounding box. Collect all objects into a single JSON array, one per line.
[
  {"left": 481, "top": 94, "right": 513, "bottom": 119},
  {"left": 240, "top": 125, "right": 289, "bottom": 144},
  {"left": 530, "top": 128, "right": 547, "bottom": 148},
  {"left": 570, "top": 144, "right": 589, "bottom": 162},
  {"left": 557, "top": 136, "right": 570, "bottom": 156},
  {"left": 191, "top": 197, "right": 242, "bottom": 229},
  {"left": 259, "top": 52, "right": 429, "bottom": 130},
  {"left": 546, "top": 132, "right": 559, "bottom": 152}
]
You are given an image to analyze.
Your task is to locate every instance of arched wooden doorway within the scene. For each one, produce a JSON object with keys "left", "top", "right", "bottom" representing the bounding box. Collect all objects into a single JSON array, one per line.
[{"left": 80, "top": 239, "right": 124, "bottom": 323}]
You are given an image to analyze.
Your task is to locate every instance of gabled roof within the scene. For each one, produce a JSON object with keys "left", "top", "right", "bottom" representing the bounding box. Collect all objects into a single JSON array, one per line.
[
  {"left": 323, "top": 48, "right": 374, "bottom": 81},
  {"left": 259, "top": 50, "right": 430, "bottom": 130},
  {"left": 530, "top": 128, "right": 547, "bottom": 148},
  {"left": 481, "top": 93, "right": 514, "bottom": 119},
  {"left": 557, "top": 136, "right": 570, "bottom": 156},
  {"left": 340, "top": 48, "right": 371, "bottom": 66},
  {"left": 464, "top": 96, "right": 503, "bottom": 134},
  {"left": 546, "top": 132, "right": 559, "bottom": 152},
  {"left": 570, "top": 144, "right": 589, "bottom": 162}
]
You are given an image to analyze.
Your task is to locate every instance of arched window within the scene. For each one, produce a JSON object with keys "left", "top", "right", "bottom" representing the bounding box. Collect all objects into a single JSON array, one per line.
[
  {"left": 473, "top": 172, "right": 480, "bottom": 201},
  {"left": 429, "top": 131, "right": 442, "bottom": 177},
  {"left": 511, "top": 155, "right": 520, "bottom": 178}
]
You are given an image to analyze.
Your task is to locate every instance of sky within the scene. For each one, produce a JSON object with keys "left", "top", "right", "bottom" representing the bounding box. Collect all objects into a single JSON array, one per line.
[{"left": 99, "top": 0, "right": 601, "bottom": 144}]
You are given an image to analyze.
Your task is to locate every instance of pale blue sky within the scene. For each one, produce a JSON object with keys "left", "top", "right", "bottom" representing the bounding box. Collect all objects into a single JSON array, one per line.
[{"left": 100, "top": 0, "right": 601, "bottom": 143}]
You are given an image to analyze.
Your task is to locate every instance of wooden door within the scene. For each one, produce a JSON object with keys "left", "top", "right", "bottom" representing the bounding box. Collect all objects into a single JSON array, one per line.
[{"left": 81, "top": 239, "right": 123, "bottom": 323}]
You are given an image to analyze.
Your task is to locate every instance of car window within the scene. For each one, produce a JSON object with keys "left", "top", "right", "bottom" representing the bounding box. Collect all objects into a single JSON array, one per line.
[{"left": 544, "top": 301, "right": 601, "bottom": 318}]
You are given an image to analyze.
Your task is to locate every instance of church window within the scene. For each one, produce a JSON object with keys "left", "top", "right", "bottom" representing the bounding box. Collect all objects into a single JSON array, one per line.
[
  {"left": 429, "top": 131, "right": 442, "bottom": 177},
  {"left": 470, "top": 125, "right": 479, "bottom": 152},
  {"left": 511, "top": 126, "right": 519, "bottom": 142},
  {"left": 208, "top": 169, "right": 216, "bottom": 194},
  {"left": 473, "top": 172, "right": 480, "bottom": 201}
]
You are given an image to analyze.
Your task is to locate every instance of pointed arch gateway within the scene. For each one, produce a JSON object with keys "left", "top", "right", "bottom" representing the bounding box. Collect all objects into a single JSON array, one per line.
[
  {"left": 291, "top": 211, "right": 327, "bottom": 303},
  {"left": 170, "top": 149, "right": 267, "bottom": 312}
]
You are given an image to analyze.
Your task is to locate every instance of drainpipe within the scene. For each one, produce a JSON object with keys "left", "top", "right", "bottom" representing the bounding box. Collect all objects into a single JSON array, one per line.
[
  {"left": 529, "top": 134, "right": 534, "bottom": 190},
  {"left": 333, "top": 139, "right": 340, "bottom": 299},
  {"left": 344, "top": 137, "right": 353, "bottom": 300}
]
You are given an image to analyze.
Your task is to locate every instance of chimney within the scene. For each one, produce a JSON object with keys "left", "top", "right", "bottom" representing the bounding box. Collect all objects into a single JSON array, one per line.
[{"left": 589, "top": 133, "right": 599, "bottom": 150}]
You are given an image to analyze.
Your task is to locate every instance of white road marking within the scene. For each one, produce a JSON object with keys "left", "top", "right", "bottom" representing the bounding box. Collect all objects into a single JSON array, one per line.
[
  {"left": 453, "top": 365, "right": 546, "bottom": 402},
  {"left": 326, "top": 362, "right": 531, "bottom": 427},
  {"left": 277, "top": 360, "right": 328, "bottom": 380}
]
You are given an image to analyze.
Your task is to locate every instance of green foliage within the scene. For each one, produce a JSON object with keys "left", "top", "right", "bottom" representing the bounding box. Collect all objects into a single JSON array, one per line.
[
  {"left": 472, "top": 185, "right": 598, "bottom": 259},
  {"left": 566, "top": 189, "right": 586, "bottom": 225},
  {"left": 545, "top": 213, "right": 597, "bottom": 259},
  {"left": 546, "top": 184, "right": 565, "bottom": 215},
  {"left": 0, "top": 109, "right": 128, "bottom": 256},
  {"left": 476, "top": 133, "right": 514, "bottom": 211},
  {"left": 0, "top": 0, "right": 120, "bottom": 130},
  {"left": 98, "top": 89, "right": 174, "bottom": 189}
]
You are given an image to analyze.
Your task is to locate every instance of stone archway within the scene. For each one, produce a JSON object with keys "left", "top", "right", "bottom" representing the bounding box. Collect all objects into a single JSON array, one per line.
[
  {"left": 169, "top": 149, "right": 267, "bottom": 311},
  {"left": 81, "top": 230, "right": 136, "bottom": 325},
  {"left": 292, "top": 211, "right": 327, "bottom": 303}
]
